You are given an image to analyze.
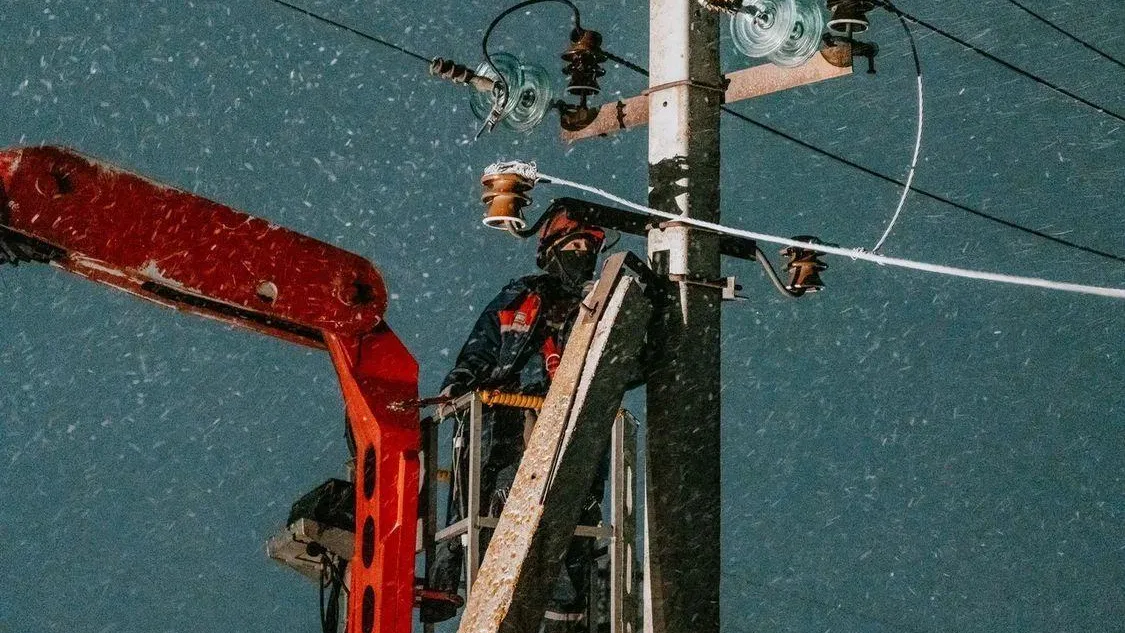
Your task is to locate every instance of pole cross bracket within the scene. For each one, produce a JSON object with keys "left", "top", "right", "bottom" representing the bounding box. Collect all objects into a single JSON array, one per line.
[
  {"left": 667, "top": 274, "right": 746, "bottom": 301},
  {"left": 642, "top": 77, "right": 730, "bottom": 100},
  {"left": 562, "top": 55, "right": 851, "bottom": 142}
]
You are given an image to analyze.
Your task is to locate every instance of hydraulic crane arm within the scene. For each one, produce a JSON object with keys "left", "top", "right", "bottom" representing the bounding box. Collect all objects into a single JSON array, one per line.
[
  {"left": 0, "top": 145, "right": 388, "bottom": 347},
  {"left": 0, "top": 146, "right": 419, "bottom": 633}
]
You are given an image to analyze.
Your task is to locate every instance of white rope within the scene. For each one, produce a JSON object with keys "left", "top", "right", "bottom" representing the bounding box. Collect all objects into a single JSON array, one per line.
[
  {"left": 483, "top": 160, "right": 540, "bottom": 181},
  {"left": 873, "top": 72, "right": 924, "bottom": 252},
  {"left": 531, "top": 171, "right": 1125, "bottom": 301}
]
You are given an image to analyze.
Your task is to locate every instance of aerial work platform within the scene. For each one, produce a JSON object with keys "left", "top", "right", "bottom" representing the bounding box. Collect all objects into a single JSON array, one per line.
[
  {"left": 419, "top": 397, "right": 642, "bottom": 633},
  {"left": 269, "top": 253, "right": 652, "bottom": 633}
]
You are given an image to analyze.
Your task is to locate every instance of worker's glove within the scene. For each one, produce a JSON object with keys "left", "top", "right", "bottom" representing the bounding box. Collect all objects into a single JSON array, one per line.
[{"left": 436, "top": 384, "right": 469, "bottom": 419}]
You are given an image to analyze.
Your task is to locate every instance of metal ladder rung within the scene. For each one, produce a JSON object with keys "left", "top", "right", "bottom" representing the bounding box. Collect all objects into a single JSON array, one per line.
[{"left": 435, "top": 517, "right": 612, "bottom": 543}]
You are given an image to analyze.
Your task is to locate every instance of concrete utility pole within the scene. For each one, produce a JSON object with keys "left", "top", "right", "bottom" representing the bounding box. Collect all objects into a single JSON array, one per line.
[
  {"left": 448, "top": 4, "right": 850, "bottom": 631},
  {"left": 643, "top": 2, "right": 724, "bottom": 633}
]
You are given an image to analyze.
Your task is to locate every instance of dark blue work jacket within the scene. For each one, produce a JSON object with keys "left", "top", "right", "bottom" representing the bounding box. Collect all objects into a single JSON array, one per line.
[{"left": 442, "top": 273, "right": 582, "bottom": 398}]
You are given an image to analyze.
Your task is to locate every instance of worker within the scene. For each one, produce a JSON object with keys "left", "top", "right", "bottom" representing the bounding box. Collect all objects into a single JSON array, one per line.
[{"left": 421, "top": 204, "right": 608, "bottom": 630}]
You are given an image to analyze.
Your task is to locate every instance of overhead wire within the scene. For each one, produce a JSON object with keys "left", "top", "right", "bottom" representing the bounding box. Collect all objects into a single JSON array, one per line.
[
  {"left": 999, "top": 0, "right": 1125, "bottom": 72},
  {"left": 603, "top": 50, "right": 650, "bottom": 77},
  {"left": 260, "top": 0, "right": 1125, "bottom": 265},
  {"left": 717, "top": 105, "right": 1125, "bottom": 263},
  {"left": 264, "top": 0, "right": 432, "bottom": 64},
  {"left": 517, "top": 164, "right": 1125, "bottom": 300},
  {"left": 874, "top": 0, "right": 1125, "bottom": 125}
]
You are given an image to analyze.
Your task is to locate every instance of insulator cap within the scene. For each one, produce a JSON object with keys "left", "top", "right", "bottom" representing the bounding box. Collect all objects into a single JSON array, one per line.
[{"left": 825, "top": 0, "right": 875, "bottom": 34}]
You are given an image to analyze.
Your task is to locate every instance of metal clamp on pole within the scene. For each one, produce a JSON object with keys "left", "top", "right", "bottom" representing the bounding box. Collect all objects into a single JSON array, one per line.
[{"left": 667, "top": 274, "right": 746, "bottom": 301}]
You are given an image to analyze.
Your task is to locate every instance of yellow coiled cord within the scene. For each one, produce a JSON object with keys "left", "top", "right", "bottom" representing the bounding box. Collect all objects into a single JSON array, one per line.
[{"left": 476, "top": 390, "right": 544, "bottom": 411}]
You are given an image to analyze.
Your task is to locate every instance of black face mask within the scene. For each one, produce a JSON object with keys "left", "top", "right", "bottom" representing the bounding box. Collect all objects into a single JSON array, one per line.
[{"left": 546, "top": 249, "right": 597, "bottom": 290}]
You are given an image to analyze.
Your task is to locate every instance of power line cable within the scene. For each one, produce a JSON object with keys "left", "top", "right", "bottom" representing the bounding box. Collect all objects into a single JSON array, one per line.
[
  {"left": 1000, "top": 0, "right": 1125, "bottom": 72},
  {"left": 265, "top": 0, "right": 432, "bottom": 64},
  {"left": 603, "top": 51, "right": 650, "bottom": 77},
  {"left": 719, "top": 105, "right": 1125, "bottom": 263},
  {"left": 489, "top": 162, "right": 1125, "bottom": 300},
  {"left": 874, "top": 1, "right": 1125, "bottom": 125},
  {"left": 259, "top": 0, "right": 1125, "bottom": 264},
  {"left": 599, "top": 48, "right": 1125, "bottom": 264}
]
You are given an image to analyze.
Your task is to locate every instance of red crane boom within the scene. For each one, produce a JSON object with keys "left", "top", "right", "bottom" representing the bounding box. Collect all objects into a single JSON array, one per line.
[{"left": 0, "top": 146, "right": 419, "bottom": 633}]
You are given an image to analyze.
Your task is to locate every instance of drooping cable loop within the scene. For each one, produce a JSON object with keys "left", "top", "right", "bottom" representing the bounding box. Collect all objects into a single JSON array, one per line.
[
  {"left": 480, "top": 0, "right": 584, "bottom": 136},
  {"left": 872, "top": 14, "right": 924, "bottom": 253}
]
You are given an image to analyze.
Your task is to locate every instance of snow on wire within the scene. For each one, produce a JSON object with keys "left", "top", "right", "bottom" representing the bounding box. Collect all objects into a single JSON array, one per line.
[{"left": 483, "top": 160, "right": 1125, "bottom": 301}]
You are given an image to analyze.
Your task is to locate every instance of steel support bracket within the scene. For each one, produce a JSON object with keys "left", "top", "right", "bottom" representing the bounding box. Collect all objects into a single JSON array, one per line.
[{"left": 667, "top": 274, "right": 745, "bottom": 301}]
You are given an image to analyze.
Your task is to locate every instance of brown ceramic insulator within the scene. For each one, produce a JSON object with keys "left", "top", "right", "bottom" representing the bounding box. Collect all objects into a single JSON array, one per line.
[
  {"left": 430, "top": 58, "right": 475, "bottom": 83},
  {"left": 429, "top": 57, "right": 496, "bottom": 93},
  {"left": 820, "top": 37, "right": 854, "bottom": 68},
  {"left": 787, "top": 259, "right": 826, "bottom": 292},
  {"left": 480, "top": 172, "right": 535, "bottom": 230},
  {"left": 826, "top": 0, "right": 876, "bottom": 34},
  {"left": 561, "top": 28, "right": 607, "bottom": 97},
  {"left": 781, "top": 237, "right": 828, "bottom": 293}
]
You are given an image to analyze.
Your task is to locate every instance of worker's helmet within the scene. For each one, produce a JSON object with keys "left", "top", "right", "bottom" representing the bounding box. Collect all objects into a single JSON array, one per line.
[{"left": 535, "top": 208, "right": 606, "bottom": 270}]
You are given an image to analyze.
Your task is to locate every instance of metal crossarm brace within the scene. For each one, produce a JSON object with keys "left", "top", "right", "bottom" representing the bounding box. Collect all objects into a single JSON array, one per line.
[{"left": 561, "top": 54, "right": 851, "bottom": 143}]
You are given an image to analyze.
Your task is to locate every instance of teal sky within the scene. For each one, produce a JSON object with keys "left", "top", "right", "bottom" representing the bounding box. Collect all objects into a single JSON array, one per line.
[{"left": 1, "top": 1, "right": 1122, "bottom": 632}]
